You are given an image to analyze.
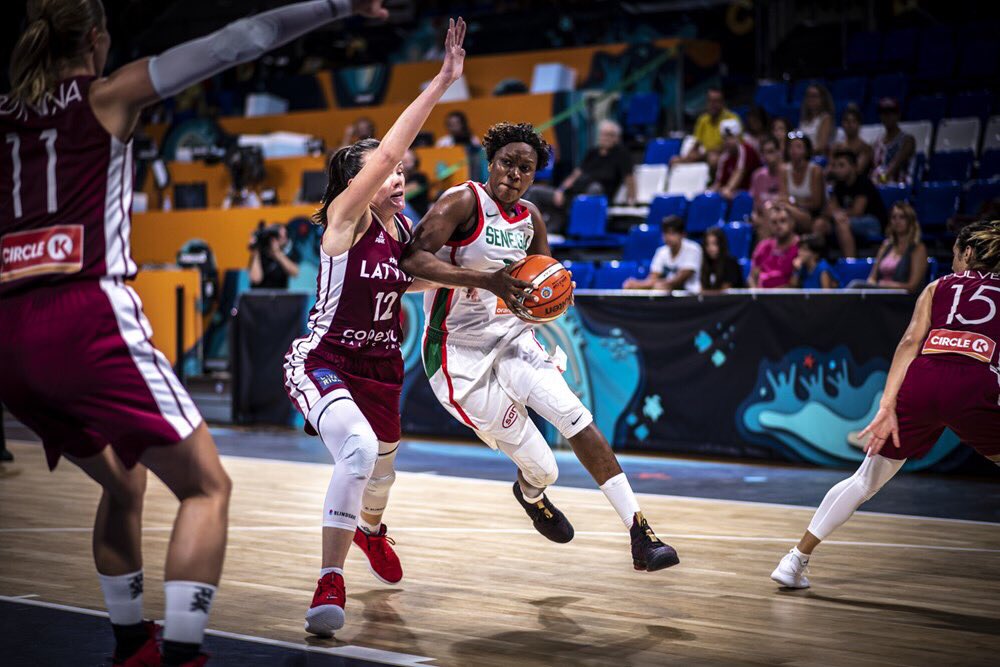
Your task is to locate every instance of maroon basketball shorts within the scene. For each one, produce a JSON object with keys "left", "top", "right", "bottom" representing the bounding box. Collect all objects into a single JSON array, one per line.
[
  {"left": 284, "top": 347, "right": 402, "bottom": 443},
  {"left": 889, "top": 355, "right": 1000, "bottom": 461},
  {"left": 0, "top": 278, "right": 202, "bottom": 469}
]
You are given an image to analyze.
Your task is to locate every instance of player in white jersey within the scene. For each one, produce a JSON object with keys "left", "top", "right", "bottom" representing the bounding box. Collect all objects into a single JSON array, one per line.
[{"left": 401, "top": 123, "right": 679, "bottom": 571}]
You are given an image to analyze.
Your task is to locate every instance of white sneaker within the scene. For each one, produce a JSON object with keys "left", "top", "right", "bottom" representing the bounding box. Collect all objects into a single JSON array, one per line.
[{"left": 771, "top": 549, "right": 810, "bottom": 588}]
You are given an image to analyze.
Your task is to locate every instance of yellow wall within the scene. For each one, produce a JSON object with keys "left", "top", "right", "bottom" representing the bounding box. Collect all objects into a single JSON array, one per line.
[{"left": 132, "top": 269, "right": 202, "bottom": 367}]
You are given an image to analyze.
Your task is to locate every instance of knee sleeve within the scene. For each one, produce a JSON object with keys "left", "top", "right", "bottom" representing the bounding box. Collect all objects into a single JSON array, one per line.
[
  {"left": 807, "top": 455, "right": 903, "bottom": 540},
  {"left": 362, "top": 442, "right": 399, "bottom": 516},
  {"left": 318, "top": 398, "right": 378, "bottom": 530},
  {"left": 526, "top": 370, "right": 593, "bottom": 440},
  {"left": 497, "top": 425, "right": 559, "bottom": 490}
]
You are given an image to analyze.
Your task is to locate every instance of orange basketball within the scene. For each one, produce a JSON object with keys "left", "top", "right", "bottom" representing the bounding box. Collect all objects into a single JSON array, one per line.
[{"left": 509, "top": 255, "right": 574, "bottom": 323}]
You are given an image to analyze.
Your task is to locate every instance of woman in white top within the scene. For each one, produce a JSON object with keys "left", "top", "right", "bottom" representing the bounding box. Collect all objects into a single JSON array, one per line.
[
  {"left": 778, "top": 132, "right": 825, "bottom": 233},
  {"left": 797, "top": 84, "right": 834, "bottom": 155}
]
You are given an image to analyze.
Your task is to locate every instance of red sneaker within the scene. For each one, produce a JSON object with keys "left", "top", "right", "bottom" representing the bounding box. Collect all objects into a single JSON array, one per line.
[
  {"left": 116, "top": 622, "right": 161, "bottom": 666},
  {"left": 178, "top": 655, "right": 209, "bottom": 666},
  {"left": 305, "top": 571, "right": 346, "bottom": 636},
  {"left": 353, "top": 524, "right": 403, "bottom": 585}
]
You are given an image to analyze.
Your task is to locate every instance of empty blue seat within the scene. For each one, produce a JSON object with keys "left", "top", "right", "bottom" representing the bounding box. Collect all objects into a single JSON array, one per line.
[
  {"left": 949, "top": 91, "right": 993, "bottom": 122},
  {"left": 915, "top": 181, "right": 962, "bottom": 228},
  {"left": 622, "top": 224, "right": 663, "bottom": 263},
  {"left": 567, "top": 195, "right": 609, "bottom": 238},
  {"left": 831, "top": 77, "right": 867, "bottom": 106},
  {"left": 754, "top": 82, "right": 788, "bottom": 116},
  {"left": 646, "top": 194, "right": 688, "bottom": 227},
  {"left": 979, "top": 150, "right": 1000, "bottom": 179},
  {"left": 835, "top": 258, "right": 875, "bottom": 285},
  {"left": 928, "top": 150, "right": 975, "bottom": 181},
  {"left": 728, "top": 192, "right": 753, "bottom": 222},
  {"left": 905, "top": 94, "right": 948, "bottom": 124},
  {"left": 644, "top": 138, "right": 682, "bottom": 165},
  {"left": 878, "top": 184, "right": 911, "bottom": 211},
  {"left": 686, "top": 193, "right": 727, "bottom": 234},
  {"left": 870, "top": 73, "right": 908, "bottom": 105},
  {"left": 738, "top": 257, "right": 752, "bottom": 281},
  {"left": 560, "top": 260, "right": 594, "bottom": 289},
  {"left": 594, "top": 260, "right": 638, "bottom": 289},
  {"left": 720, "top": 222, "right": 753, "bottom": 260},
  {"left": 846, "top": 32, "right": 881, "bottom": 70},
  {"left": 625, "top": 93, "right": 661, "bottom": 128},
  {"left": 881, "top": 28, "right": 918, "bottom": 68},
  {"left": 958, "top": 40, "right": 1000, "bottom": 80},
  {"left": 534, "top": 154, "right": 555, "bottom": 182},
  {"left": 926, "top": 257, "right": 941, "bottom": 282},
  {"left": 916, "top": 29, "right": 956, "bottom": 80},
  {"left": 964, "top": 179, "right": 1000, "bottom": 214}
]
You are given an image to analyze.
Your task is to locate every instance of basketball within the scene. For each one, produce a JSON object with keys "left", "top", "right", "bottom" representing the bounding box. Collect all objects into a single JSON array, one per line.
[{"left": 509, "top": 255, "right": 573, "bottom": 323}]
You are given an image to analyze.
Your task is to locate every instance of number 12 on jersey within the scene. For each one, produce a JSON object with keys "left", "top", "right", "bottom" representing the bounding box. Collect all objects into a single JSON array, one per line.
[{"left": 373, "top": 291, "right": 398, "bottom": 321}]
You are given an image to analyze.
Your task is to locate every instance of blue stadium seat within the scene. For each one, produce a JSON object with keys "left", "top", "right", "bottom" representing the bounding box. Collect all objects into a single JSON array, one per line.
[
  {"left": 622, "top": 224, "right": 663, "bottom": 263},
  {"left": 567, "top": 195, "right": 609, "bottom": 238},
  {"left": 878, "top": 184, "right": 911, "bottom": 211},
  {"left": 846, "top": 32, "right": 881, "bottom": 70},
  {"left": 964, "top": 179, "right": 1000, "bottom": 214},
  {"left": 831, "top": 77, "right": 867, "bottom": 107},
  {"left": 870, "top": 73, "right": 908, "bottom": 106},
  {"left": 646, "top": 194, "right": 688, "bottom": 227},
  {"left": 728, "top": 191, "right": 753, "bottom": 222},
  {"left": 979, "top": 150, "right": 1000, "bottom": 179},
  {"left": 927, "top": 150, "right": 975, "bottom": 181},
  {"left": 958, "top": 40, "right": 1000, "bottom": 80},
  {"left": 791, "top": 79, "right": 826, "bottom": 106},
  {"left": 926, "top": 257, "right": 941, "bottom": 282},
  {"left": 881, "top": 28, "right": 918, "bottom": 68},
  {"left": 754, "top": 82, "right": 788, "bottom": 117},
  {"left": 534, "top": 154, "right": 555, "bottom": 182},
  {"left": 916, "top": 28, "right": 956, "bottom": 80},
  {"left": 949, "top": 91, "right": 993, "bottom": 122},
  {"left": 720, "top": 222, "right": 753, "bottom": 261},
  {"left": 905, "top": 94, "right": 948, "bottom": 124},
  {"left": 835, "top": 258, "right": 875, "bottom": 285},
  {"left": 560, "top": 260, "right": 594, "bottom": 289},
  {"left": 625, "top": 93, "right": 661, "bottom": 129},
  {"left": 915, "top": 181, "right": 962, "bottom": 228},
  {"left": 594, "top": 260, "right": 638, "bottom": 289},
  {"left": 644, "top": 138, "right": 682, "bottom": 165},
  {"left": 738, "top": 257, "right": 752, "bottom": 281},
  {"left": 686, "top": 193, "right": 727, "bottom": 234}
]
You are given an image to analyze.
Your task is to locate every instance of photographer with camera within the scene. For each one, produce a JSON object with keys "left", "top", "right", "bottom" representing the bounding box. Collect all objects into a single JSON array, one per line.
[{"left": 249, "top": 222, "right": 300, "bottom": 289}]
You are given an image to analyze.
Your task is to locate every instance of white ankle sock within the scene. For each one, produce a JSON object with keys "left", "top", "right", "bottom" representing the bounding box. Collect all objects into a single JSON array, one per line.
[
  {"left": 791, "top": 547, "right": 810, "bottom": 563},
  {"left": 522, "top": 490, "right": 543, "bottom": 503},
  {"left": 320, "top": 566, "right": 344, "bottom": 577},
  {"left": 163, "top": 581, "right": 217, "bottom": 645},
  {"left": 98, "top": 569, "right": 144, "bottom": 626},
  {"left": 599, "top": 473, "right": 641, "bottom": 529},
  {"left": 358, "top": 518, "right": 381, "bottom": 534}
]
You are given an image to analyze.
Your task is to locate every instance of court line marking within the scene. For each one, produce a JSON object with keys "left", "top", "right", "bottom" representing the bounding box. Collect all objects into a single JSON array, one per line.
[
  {"left": 0, "top": 595, "right": 435, "bottom": 667},
  {"left": 1, "top": 524, "right": 997, "bottom": 553}
]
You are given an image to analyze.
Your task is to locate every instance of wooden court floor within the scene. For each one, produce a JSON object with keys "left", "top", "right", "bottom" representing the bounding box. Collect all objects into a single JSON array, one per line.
[{"left": 2, "top": 441, "right": 999, "bottom": 666}]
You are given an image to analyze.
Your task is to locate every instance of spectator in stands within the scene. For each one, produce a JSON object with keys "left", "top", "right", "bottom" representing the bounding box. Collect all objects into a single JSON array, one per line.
[
  {"left": 526, "top": 120, "right": 634, "bottom": 232},
  {"left": 623, "top": 216, "right": 702, "bottom": 293},
  {"left": 248, "top": 222, "right": 300, "bottom": 289},
  {"left": 778, "top": 132, "right": 824, "bottom": 232},
  {"left": 222, "top": 186, "right": 262, "bottom": 209},
  {"left": 671, "top": 87, "right": 738, "bottom": 168},
  {"left": 797, "top": 84, "right": 835, "bottom": 155},
  {"left": 750, "top": 135, "right": 783, "bottom": 237},
  {"left": 830, "top": 103, "right": 873, "bottom": 178},
  {"left": 435, "top": 110, "right": 482, "bottom": 148},
  {"left": 743, "top": 105, "right": 770, "bottom": 152},
  {"left": 817, "top": 149, "right": 888, "bottom": 258},
  {"left": 700, "top": 227, "right": 745, "bottom": 292},
  {"left": 708, "top": 118, "right": 761, "bottom": 201},
  {"left": 770, "top": 117, "right": 790, "bottom": 156},
  {"left": 342, "top": 116, "right": 377, "bottom": 146},
  {"left": 863, "top": 201, "right": 928, "bottom": 294},
  {"left": 402, "top": 149, "right": 429, "bottom": 218},
  {"left": 792, "top": 234, "right": 839, "bottom": 289},
  {"left": 871, "top": 97, "right": 915, "bottom": 184},
  {"left": 749, "top": 202, "right": 798, "bottom": 288}
]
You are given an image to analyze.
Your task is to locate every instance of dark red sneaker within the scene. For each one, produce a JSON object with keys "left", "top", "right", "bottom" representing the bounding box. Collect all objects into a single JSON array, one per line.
[
  {"left": 118, "top": 634, "right": 161, "bottom": 667},
  {"left": 305, "top": 571, "right": 346, "bottom": 636},
  {"left": 178, "top": 654, "right": 209, "bottom": 666},
  {"left": 353, "top": 525, "right": 403, "bottom": 585}
]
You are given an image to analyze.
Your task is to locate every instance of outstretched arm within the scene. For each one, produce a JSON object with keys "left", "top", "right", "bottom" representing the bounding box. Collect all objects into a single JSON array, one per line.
[{"left": 90, "top": 1, "right": 387, "bottom": 140}]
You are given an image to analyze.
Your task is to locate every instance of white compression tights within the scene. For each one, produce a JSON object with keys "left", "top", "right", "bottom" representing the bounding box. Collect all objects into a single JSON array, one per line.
[
  {"left": 807, "top": 454, "right": 905, "bottom": 540},
  {"left": 317, "top": 398, "right": 379, "bottom": 531},
  {"left": 361, "top": 441, "right": 399, "bottom": 518}
]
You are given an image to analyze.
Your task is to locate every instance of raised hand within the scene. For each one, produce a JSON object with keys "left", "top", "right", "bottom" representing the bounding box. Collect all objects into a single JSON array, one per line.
[
  {"left": 352, "top": 0, "right": 389, "bottom": 20},
  {"left": 438, "top": 18, "right": 467, "bottom": 85}
]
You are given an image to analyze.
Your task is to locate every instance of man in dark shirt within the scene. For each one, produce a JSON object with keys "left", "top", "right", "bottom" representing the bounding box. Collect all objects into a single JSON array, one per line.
[
  {"left": 249, "top": 222, "right": 301, "bottom": 289},
  {"left": 816, "top": 149, "right": 887, "bottom": 258}
]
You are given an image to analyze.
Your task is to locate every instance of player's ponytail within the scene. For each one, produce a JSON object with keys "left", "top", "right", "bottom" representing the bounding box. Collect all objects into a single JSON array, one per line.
[
  {"left": 9, "top": 0, "right": 106, "bottom": 106},
  {"left": 312, "top": 138, "right": 381, "bottom": 227},
  {"left": 956, "top": 220, "right": 1000, "bottom": 273}
]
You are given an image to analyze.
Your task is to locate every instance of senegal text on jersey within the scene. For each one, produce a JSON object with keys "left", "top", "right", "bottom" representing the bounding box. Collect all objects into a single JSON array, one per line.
[{"left": 485, "top": 227, "right": 528, "bottom": 251}]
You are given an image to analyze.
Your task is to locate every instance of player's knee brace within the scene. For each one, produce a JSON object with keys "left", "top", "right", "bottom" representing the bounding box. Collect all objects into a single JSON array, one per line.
[
  {"left": 854, "top": 454, "right": 902, "bottom": 500},
  {"left": 501, "top": 428, "right": 559, "bottom": 489},
  {"left": 362, "top": 443, "right": 399, "bottom": 516},
  {"left": 339, "top": 434, "right": 378, "bottom": 480},
  {"left": 528, "top": 379, "right": 593, "bottom": 440}
]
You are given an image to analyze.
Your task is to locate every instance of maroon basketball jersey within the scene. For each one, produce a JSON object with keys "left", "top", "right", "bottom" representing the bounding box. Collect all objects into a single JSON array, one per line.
[
  {"left": 290, "top": 214, "right": 413, "bottom": 364},
  {"left": 921, "top": 271, "right": 1000, "bottom": 366},
  {"left": 0, "top": 76, "right": 135, "bottom": 297}
]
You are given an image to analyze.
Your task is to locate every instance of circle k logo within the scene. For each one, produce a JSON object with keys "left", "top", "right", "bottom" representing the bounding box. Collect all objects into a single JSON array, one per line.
[{"left": 47, "top": 234, "right": 74, "bottom": 260}]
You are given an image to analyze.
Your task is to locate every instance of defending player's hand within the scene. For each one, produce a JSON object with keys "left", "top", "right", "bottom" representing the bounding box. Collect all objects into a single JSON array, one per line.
[
  {"left": 353, "top": 0, "right": 390, "bottom": 20},
  {"left": 858, "top": 406, "right": 900, "bottom": 457},
  {"left": 438, "top": 18, "right": 467, "bottom": 85},
  {"left": 486, "top": 266, "right": 535, "bottom": 318}
]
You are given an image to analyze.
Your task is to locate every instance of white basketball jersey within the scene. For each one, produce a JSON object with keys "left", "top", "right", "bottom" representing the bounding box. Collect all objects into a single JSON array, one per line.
[{"left": 423, "top": 181, "right": 534, "bottom": 346}]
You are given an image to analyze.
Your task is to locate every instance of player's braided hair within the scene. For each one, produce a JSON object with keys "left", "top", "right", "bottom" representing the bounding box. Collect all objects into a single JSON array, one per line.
[
  {"left": 482, "top": 122, "right": 551, "bottom": 171},
  {"left": 313, "top": 138, "right": 381, "bottom": 227},
  {"left": 956, "top": 220, "right": 1000, "bottom": 273}
]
